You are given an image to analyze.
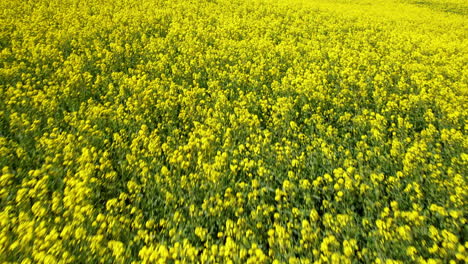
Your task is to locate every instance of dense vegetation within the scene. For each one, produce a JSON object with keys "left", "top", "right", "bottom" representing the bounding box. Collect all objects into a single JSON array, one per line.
[{"left": 1, "top": 0, "right": 467, "bottom": 263}]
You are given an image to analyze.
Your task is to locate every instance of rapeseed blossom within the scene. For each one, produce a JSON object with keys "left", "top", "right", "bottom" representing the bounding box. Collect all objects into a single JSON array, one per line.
[{"left": 1, "top": 0, "right": 467, "bottom": 263}]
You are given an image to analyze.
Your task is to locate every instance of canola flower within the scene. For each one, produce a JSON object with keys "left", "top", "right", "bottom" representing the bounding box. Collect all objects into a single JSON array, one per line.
[{"left": 0, "top": 0, "right": 467, "bottom": 263}]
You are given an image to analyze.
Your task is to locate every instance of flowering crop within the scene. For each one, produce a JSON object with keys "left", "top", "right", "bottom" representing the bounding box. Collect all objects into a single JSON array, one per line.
[{"left": 1, "top": 0, "right": 467, "bottom": 263}]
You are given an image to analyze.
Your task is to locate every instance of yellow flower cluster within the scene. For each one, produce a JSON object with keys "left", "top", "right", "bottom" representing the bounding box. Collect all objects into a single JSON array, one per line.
[{"left": 1, "top": 0, "right": 467, "bottom": 263}]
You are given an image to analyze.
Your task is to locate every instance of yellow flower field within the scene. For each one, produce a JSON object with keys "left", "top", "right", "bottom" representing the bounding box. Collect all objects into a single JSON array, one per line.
[{"left": 0, "top": 0, "right": 467, "bottom": 263}]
